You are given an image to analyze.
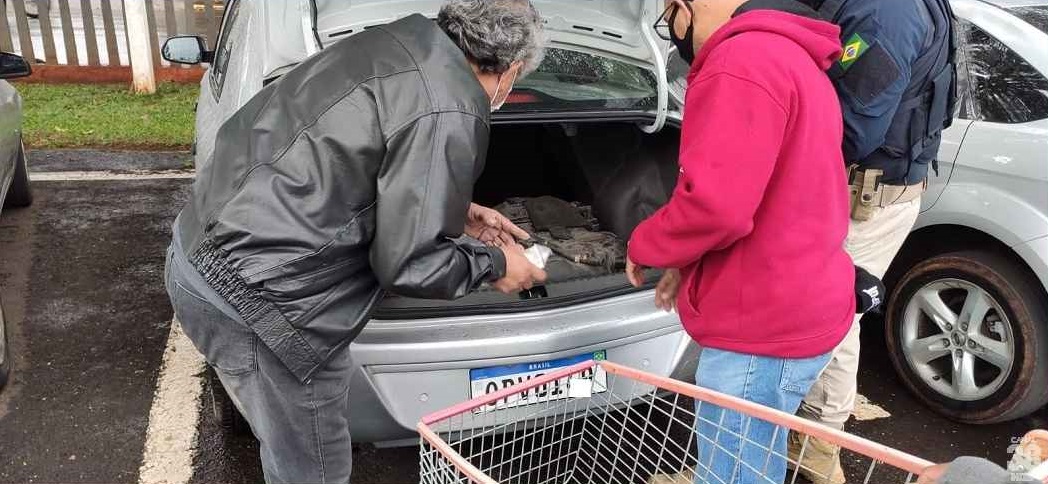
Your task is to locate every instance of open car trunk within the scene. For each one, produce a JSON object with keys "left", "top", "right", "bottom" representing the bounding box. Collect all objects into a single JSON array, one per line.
[{"left": 375, "top": 120, "right": 680, "bottom": 318}]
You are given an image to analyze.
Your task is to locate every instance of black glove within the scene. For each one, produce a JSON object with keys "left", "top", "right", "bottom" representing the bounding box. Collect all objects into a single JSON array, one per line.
[{"left": 855, "top": 265, "right": 885, "bottom": 314}]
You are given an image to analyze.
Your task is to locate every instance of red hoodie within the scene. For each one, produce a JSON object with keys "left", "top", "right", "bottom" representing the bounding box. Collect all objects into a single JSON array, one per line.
[{"left": 628, "top": 9, "right": 855, "bottom": 358}]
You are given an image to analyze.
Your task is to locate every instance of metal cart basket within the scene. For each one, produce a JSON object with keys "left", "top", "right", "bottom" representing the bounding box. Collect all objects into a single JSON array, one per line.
[{"left": 418, "top": 359, "right": 1048, "bottom": 484}]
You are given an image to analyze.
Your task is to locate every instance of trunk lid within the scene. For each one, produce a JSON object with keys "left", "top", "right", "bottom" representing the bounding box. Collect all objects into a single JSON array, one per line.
[
  {"left": 311, "top": 0, "right": 660, "bottom": 64},
  {"left": 308, "top": 0, "right": 672, "bottom": 131}
]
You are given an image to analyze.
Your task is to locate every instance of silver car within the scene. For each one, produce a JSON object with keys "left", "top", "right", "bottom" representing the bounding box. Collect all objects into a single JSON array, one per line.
[
  {"left": 163, "top": 0, "right": 1048, "bottom": 441},
  {"left": 0, "top": 50, "right": 33, "bottom": 391},
  {"left": 164, "top": 0, "right": 696, "bottom": 445}
]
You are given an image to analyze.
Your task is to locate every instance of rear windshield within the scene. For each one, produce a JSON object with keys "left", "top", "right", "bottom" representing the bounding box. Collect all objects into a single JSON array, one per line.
[
  {"left": 502, "top": 48, "right": 658, "bottom": 113},
  {"left": 1011, "top": 6, "right": 1048, "bottom": 35}
]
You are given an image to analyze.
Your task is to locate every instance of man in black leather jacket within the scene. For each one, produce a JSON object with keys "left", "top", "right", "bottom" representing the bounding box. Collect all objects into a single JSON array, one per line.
[{"left": 164, "top": 1, "right": 547, "bottom": 481}]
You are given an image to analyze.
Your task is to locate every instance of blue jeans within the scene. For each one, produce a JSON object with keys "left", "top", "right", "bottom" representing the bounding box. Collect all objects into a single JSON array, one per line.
[{"left": 694, "top": 348, "right": 831, "bottom": 484}]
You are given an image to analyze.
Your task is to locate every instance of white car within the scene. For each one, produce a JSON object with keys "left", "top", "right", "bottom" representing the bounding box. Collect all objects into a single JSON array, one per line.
[{"left": 161, "top": 0, "right": 1048, "bottom": 441}]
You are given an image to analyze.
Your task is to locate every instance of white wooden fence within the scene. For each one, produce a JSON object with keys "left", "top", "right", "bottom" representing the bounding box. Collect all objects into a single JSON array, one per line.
[{"left": 0, "top": 0, "right": 224, "bottom": 67}]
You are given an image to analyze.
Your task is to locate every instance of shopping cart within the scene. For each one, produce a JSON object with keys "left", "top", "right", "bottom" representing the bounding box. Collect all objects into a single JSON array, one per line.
[{"left": 418, "top": 359, "right": 1048, "bottom": 484}]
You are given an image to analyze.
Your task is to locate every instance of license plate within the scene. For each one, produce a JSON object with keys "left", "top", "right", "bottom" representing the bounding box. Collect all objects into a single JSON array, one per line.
[{"left": 469, "top": 350, "right": 607, "bottom": 413}]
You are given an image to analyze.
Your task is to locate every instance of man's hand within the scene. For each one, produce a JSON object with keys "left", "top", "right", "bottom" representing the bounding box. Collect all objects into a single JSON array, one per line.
[
  {"left": 492, "top": 243, "right": 548, "bottom": 294},
  {"left": 655, "top": 269, "right": 681, "bottom": 312},
  {"left": 465, "top": 203, "right": 530, "bottom": 247},
  {"left": 626, "top": 257, "right": 647, "bottom": 287}
]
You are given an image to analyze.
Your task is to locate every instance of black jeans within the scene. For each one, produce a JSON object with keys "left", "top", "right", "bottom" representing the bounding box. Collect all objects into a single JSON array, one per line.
[{"left": 165, "top": 244, "right": 354, "bottom": 484}]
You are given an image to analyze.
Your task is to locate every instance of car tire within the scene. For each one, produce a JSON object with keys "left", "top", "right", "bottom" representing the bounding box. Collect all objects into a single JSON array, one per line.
[
  {"left": 4, "top": 143, "right": 32, "bottom": 209},
  {"left": 205, "top": 366, "right": 250, "bottom": 434},
  {"left": 0, "top": 296, "right": 10, "bottom": 391},
  {"left": 885, "top": 250, "right": 1048, "bottom": 424}
]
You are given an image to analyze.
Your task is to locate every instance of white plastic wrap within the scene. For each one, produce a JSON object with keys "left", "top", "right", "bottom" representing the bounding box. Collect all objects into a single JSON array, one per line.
[{"left": 523, "top": 244, "right": 553, "bottom": 269}]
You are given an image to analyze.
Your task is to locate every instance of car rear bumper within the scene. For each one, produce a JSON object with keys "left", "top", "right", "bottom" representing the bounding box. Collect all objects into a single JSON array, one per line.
[{"left": 345, "top": 291, "right": 697, "bottom": 444}]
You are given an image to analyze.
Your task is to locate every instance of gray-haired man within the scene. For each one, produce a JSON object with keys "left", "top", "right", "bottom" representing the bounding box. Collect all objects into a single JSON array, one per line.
[{"left": 164, "top": 1, "right": 546, "bottom": 482}]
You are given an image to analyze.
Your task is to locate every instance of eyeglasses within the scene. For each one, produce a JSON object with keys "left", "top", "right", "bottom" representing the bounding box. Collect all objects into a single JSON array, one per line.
[{"left": 653, "top": 0, "right": 692, "bottom": 41}]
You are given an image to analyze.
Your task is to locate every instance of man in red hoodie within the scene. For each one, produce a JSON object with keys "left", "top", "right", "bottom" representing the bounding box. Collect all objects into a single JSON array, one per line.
[{"left": 627, "top": 0, "right": 854, "bottom": 482}]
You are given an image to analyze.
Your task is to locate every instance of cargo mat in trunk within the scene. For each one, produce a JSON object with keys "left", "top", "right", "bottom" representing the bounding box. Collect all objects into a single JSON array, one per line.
[
  {"left": 375, "top": 196, "right": 637, "bottom": 318},
  {"left": 496, "top": 196, "right": 626, "bottom": 280}
]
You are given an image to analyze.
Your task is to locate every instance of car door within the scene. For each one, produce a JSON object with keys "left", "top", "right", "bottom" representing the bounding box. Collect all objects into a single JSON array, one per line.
[
  {"left": 191, "top": 0, "right": 323, "bottom": 167},
  {"left": 938, "top": 12, "right": 1048, "bottom": 241},
  {"left": 193, "top": 0, "right": 255, "bottom": 168},
  {"left": 0, "top": 79, "right": 21, "bottom": 194},
  {"left": 922, "top": 15, "right": 977, "bottom": 212}
]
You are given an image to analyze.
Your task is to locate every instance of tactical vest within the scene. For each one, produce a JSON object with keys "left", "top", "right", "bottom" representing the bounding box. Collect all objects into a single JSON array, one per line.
[{"left": 817, "top": 0, "right": 957, "bottom": 185}]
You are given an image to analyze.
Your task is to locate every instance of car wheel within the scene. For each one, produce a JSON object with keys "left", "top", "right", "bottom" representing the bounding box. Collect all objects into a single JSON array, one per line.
[
  {"left": 885, "top": 250, "right": 1048, "bottom": 424},
  {"left": 205, "top": 366, "right": 250, "bottom": 434},
  {"left": 0, "top": 296, "right": 10, "bottom": 391},
  {"left": 4, "top": 143, "right": 32, "bottom": 209}
]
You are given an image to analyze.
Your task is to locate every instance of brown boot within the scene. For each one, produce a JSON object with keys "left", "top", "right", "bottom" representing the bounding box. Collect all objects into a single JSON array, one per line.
[{"left": 787, "top": 430, "right": 846, "bottom": 484}]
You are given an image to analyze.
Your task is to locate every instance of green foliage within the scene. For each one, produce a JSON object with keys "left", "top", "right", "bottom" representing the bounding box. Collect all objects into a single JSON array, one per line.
[{"left": 17, "top": 82, "right": 198, "bottom": 150}]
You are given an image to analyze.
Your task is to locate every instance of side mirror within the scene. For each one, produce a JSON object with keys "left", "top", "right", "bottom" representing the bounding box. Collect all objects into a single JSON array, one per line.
[
  {"left": 0, "top": 52, "right": 31, "bottom": 79},
  {"left": 162, "top": 36, "right": 214, "bottom": 65}
]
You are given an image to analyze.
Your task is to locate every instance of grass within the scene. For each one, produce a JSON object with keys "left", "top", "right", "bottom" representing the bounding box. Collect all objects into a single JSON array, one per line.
[{"left": 16, "top": 82, "right": 199, "bottom": 150}]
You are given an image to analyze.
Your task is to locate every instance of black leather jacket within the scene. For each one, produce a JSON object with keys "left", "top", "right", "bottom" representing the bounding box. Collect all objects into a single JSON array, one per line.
[{"left": 175, "top": 14, "right": 506, "bottom": 382}]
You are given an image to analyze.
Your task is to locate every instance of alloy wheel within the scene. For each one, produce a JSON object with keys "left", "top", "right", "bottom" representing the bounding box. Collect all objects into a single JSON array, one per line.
[{"left": 901, "top": 278, "right": 1014, "bottom": 402}]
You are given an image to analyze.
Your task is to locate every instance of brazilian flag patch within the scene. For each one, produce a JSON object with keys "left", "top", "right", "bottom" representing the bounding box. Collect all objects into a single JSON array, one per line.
[{"left": 839, "top": 33, "right": 870, "bottom": 71}]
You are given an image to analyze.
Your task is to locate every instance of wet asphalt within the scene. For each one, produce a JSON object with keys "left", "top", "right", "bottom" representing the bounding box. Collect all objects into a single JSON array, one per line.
[
  {"left": 0, "top": 149, "right": 1043, "bottom": 483},
  {"left": 0, "top": 151, "right": 191, "bottom": 482}
]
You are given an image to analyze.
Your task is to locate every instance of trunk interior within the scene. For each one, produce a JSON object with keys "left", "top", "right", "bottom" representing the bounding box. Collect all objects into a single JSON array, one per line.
[{"left": 376, "top": 120, "right": 680, "bottom": 317}]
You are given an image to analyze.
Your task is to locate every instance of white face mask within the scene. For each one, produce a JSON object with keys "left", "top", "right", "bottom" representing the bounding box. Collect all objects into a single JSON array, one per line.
[{"left": 490, "top": 70, "right": 517, "bottom": 112}]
